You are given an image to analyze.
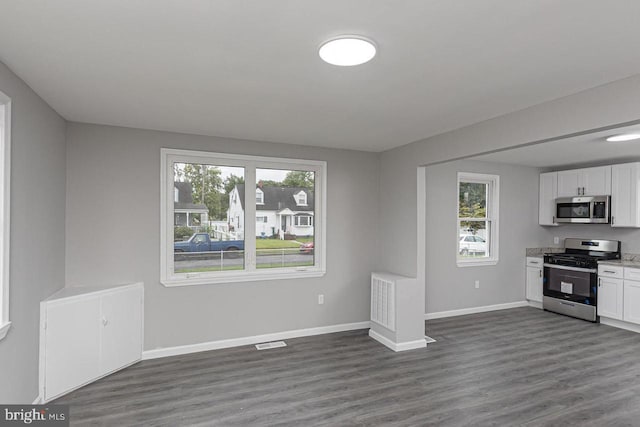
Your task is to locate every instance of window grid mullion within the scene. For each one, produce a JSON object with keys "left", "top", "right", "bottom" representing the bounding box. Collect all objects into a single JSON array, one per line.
[{"left": 244, "top": 164, "right": 257, "bottom": 271}]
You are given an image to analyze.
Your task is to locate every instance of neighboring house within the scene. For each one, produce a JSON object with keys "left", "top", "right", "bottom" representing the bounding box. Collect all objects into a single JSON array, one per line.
[
  {"left": 174, "top": 181, "right": 208, "bottom": 227},
  {"left": 228, "top": 184, "right": 314, "bottom": 238}
]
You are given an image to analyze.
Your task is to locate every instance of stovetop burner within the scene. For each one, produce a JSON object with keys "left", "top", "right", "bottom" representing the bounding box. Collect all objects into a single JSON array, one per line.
[{"left": 544, "top": 238, "right": 621, "bottom": 269}]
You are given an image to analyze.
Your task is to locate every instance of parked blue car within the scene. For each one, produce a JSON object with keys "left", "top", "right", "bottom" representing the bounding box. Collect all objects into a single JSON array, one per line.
[{"left": 174, "top": 233, "right": 244, "bottom": 255}]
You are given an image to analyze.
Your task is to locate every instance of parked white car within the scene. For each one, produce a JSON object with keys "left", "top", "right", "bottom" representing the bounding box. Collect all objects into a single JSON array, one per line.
[{"left": 459, "top": 234, "right": 486, "bottom": 255}]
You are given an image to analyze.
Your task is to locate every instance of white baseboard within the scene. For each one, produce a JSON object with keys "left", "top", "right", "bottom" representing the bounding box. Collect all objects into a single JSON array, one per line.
[
  {"left": 142, "top": 321, "right": 371, "bottom": 360},
  {"left": 600, "top": 317, "right": 640, "bottom": 334},
  {"left": 368, "top": 329, "right": 427, "bottom": 352},
  {"left": 424, "top": 301, "right": 529, "bottom": 320},
  {"left": 528, "top": 300, "right": 543, "bottom": 310}
]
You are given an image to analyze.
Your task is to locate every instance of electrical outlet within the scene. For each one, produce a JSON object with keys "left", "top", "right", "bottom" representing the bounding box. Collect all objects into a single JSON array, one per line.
[
  {"left": 553, "top": 236, "right": 560, "bottom": 245},
  {"left": 318, "top": 294, "right": 324, "bottom": 305},
  {"left": 475, "top": 280, "right": 480, "bottom": 289}
]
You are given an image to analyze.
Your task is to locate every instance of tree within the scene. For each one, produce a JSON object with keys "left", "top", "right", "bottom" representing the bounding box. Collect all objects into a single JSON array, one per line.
[
  {"left": 458, "top": 182, "right": 487, "bottom": 234},
  {"left": 181, "top": 164, "right": 225, "bottom": 220},
  {"left": 282, "top": 171, "right": 314, "bottom": 189},
  {"left": 223, "top": 174, "right": 245, "bottom": 194}
]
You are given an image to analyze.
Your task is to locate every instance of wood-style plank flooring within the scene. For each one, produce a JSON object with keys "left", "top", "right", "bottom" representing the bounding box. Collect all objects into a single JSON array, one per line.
[{"left": 56, "top": 307, "right": 640, "bottom": 426}]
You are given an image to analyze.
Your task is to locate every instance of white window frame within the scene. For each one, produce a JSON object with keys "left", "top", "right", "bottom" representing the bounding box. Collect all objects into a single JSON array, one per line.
[
  {"left": 160, "top": 148, "right": 326, "bottom": 286},
  {"left": 256, "top": 188, "right": 264, "bottom": 205},
  {"left": 456, "top": 172, "right": 499, "bottom": 267},
  {"left": 0, "top": 91, "right": 11, "bottom": 341}
]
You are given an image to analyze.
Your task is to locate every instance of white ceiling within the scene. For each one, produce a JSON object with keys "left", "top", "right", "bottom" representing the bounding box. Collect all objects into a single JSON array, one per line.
[
  {"left": 1, "top": 1, "right": 640, "bottom": 152},
  {"left": 473, "top": 124, "right": 640, "bottom": 169}
]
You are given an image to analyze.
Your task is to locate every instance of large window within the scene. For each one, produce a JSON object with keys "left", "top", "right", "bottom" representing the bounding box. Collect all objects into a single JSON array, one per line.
[
  {"left": 0, "top": 91, "right": 11, "bottom": 341},
  {"left": 161, "top": 149, "right": 326, "bottom": 286},
  {"left": 457, "top": 172, "right": 499, "bottom": 267}
]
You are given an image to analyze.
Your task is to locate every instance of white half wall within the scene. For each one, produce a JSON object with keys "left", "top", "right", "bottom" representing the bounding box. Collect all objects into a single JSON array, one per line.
[
  {"left": 65, "top": 123, "right": 380, "bottom": 352},
  {"left": 0, "top": 61, "right": 66, "bottom": 403}
]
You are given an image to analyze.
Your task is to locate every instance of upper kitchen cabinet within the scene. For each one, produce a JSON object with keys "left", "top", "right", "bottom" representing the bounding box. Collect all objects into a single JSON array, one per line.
[
  {"left": 539, "top": 172, "right": 558, "bottom": 226},
  {"left": 611, "top": 162, "right": 640, "bottom": 228},
  {"left": 557, "top": 166, "right": 611, "bottom": 197}
]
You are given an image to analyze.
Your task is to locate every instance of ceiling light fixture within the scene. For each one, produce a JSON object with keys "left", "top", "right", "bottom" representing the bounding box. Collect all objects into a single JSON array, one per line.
[
  {"left": 319, "top": 36, "right": 376, "bottom": 66},
  {"left": 606, "top": 133, "right": 640, "bottom": 142}
]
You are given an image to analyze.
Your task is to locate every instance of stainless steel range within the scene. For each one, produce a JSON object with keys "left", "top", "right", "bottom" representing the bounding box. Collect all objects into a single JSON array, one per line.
[{"left": 543, "top": 238, "right": 621, "bottom": 322}]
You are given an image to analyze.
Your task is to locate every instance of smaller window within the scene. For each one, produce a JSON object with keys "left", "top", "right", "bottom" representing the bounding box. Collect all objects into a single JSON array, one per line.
[
  {"left": 295, "top": 215, "right": 313, "bottom": 226},
  {"left": 256, "top": 189, "right": 264, "bottom": 204},
  {"left": 256, "top": 216, "right": 268, "bottom": 223},
  {"left": 457, "top": 172, "right": 499, "bottom": 267},
  {"left": 296, "top": 191, "right": 307, "bottom": 206}
]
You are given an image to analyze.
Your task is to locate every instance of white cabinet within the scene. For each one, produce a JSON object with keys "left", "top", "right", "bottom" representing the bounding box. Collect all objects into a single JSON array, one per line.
[
  {"left": 557, "top": 169, "right": 581, "bottom": 197},
  {"left": 611, "top": 162, "right": 640, "bottom": 228},
  {"left": 623, "top": 280, "right": 640, "bottom": 325},
  {"left": 597, "top": 276, "right": 623, "bottom": 320},
  {"left": 539, "top": 172, "right": 558, "bottom": 226},
  {"left": 39, "top": 283, "right": 143, "bottom": 402},
  {"left": 557, "top": 166, "right": 611, "bottom": 197},
  {"left": 526, "top": 257, "right": 543, "bottom": 303}
]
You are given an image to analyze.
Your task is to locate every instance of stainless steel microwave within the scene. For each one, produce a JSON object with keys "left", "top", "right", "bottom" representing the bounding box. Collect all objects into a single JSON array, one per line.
[{"left": 555, "top": 196, "right": 610, "bottom": 224}]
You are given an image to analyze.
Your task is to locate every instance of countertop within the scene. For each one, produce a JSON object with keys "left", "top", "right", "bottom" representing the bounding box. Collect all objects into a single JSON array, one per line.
[
  {"left": 525, "top": 247, "right": 563, "bottom": 257},
  {"left": 598, "top": 256, "right": 640, "bottom": 268}
]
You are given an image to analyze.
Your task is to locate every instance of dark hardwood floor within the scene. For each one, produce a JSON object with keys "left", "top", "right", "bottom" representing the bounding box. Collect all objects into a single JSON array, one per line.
[{"left": 56, "top": 307, "right": 640, "bottom": 426}]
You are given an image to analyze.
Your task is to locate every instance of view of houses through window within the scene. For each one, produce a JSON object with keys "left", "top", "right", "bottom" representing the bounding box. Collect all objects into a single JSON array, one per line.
[
  {"left": 254, "top": 168, "right": 314, "bottom": 269},
  {"left": 173, "top": 162, "right": 246, "bottom": 273},
  {"left": 172, "top": 163, "right": 315, "bottom": 274}
]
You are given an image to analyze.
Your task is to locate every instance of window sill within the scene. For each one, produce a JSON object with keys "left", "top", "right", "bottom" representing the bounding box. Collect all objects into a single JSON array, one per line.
[
  {"left": 457, "top": 259, "right": 499, "bottom": 268},
  {"left": 0, "top": 321, "right": 11, "bottom": 341},
  {"left": 162, "top": 268, "right": 326, "bottom": 287}
]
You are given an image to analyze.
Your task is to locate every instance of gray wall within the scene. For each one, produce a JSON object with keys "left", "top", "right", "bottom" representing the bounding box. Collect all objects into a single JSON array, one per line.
[
  {"left": 65, "top": 123, "right": 380, "bottom": 351},
  {"left": 425, "top": 159, "right": 543, "bottom": 313},
  {"left": 539, "top": 225, "right": 640, "bottom": 255},
  {"left": 0, "top": 62, "right": 66, "bottom": 403},
  {"left": 380, "top": 74, "right": 640, "bottom": 278}
]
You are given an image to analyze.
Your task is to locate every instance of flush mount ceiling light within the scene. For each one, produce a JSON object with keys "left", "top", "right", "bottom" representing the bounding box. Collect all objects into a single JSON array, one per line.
[
  {"left": 319, "top": 36, "right": 377, "bottom": 66},
  {"left": 606, "top": 133, "right": 640, "bottom": 142}
]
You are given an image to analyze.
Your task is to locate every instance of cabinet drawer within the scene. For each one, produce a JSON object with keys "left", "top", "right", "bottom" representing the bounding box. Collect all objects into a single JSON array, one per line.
[
  {"left": 598, "top": 264, "right": 623, "bottom": 278},
  {"left": 526, "top": 257, "right": 543, "bottom": 267},
  {"left": 624, "top": 267, "right": 640, "bottom": 281}
]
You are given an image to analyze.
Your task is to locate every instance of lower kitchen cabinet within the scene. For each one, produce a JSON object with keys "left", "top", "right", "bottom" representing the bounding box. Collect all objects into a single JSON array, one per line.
[
  {"left": 525, "top": 257, "right": 543, "bottom": 303},
  {"left": 623, "top": 280, "right": 640, "bottom": 324},
  {"left": 526, "top": 266, "right": 543, "bottom": 303},
  {"left": 597, "top": 276, "right": 624, "bottom": 320}
]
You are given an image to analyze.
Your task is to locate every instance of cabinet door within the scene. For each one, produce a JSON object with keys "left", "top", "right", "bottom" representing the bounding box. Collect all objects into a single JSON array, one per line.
[
  {"left": 581, "top": 166, "right": 611, "bottom": 196},
  {"left": 598, "top": 276, "right": 623, "bottom": 320},
  {"left": 44, "top": 297, "right": 101, "bottom": 401},
  {"left": 557, "top": 170, "right": 581, "bottom": 197},
  {"left": 100, "top": 286, "right": 143, "bottom": 375},
  {"left": 611, "top": 163, "right": 640, "bottom": 228},
  {"left": 526, "top": 266, "right": 543, "bottom": 302},
  {"left": 539, "top": 172, "right": 558, "bottom": 226},
  {"left": 623, "top": 280, "right": 640, "bottom": 325}
]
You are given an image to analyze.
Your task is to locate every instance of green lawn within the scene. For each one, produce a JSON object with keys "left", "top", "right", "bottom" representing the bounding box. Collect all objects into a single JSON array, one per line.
[{"left": 256, "top": 239, "right": 301, "bottom": 249}]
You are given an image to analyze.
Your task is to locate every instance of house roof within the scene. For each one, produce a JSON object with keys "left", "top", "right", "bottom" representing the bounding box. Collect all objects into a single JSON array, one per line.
[
  {"left": 235, "top": 184, "right": 314, "bottom": 212},
  {"left": 174, "top": 181, "right": 207, "bottom": 211},
  {"left": 175, "top": 203, "right": 208, "bottom": 212}
]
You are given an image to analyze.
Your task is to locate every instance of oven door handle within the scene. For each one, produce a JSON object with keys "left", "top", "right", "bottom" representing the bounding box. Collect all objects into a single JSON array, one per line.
[{"left": 543, "top": 263, "right": 597, "bottom": 273}]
